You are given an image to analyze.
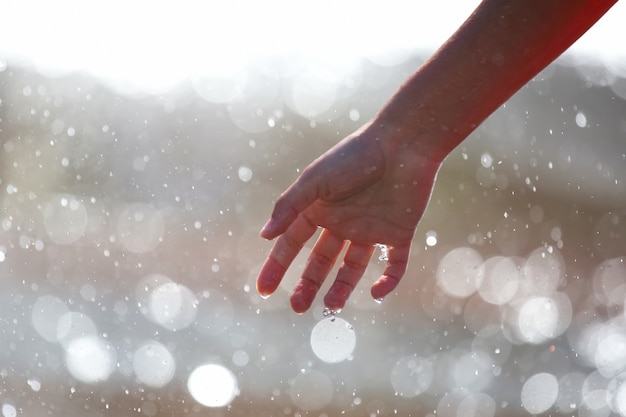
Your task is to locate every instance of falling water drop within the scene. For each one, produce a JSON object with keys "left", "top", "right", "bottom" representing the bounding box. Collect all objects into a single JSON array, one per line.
[
  {"left": 322, "top": 307, "right": 341, "bottom": 322},
  {"left": 377, "top": 244, "right": 389, "bottom": 262}
]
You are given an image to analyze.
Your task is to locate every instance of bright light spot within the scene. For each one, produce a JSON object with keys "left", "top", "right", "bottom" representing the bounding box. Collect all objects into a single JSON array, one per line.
[
  {"left": 436, "top": 247, "right": 484, "bottom": 298},
  {"left": 187, "top": 364, "right": 239, "bottom": 408},
  {"left": 521, "top": 372, "right": 559, "bottom": 414},
  {"left": 238, "top": 166, "right": 253, "bottom": 182},
  {"left": 64, "top": 336, "right": 116, "bottom": 384},
  {"left": 390, "top": 355, "right": 434, "bottom": 397},
  {"left": 517, "top": 295, "right": 571, "bottom": 344},
  {"left": 613, "top": 381, "right": 626, "bottom": 416},
  {"left": 288, "top": 66, "right": 339, "bottom": 121},
  {"left": 480, "top": 152, "right": 493, "bottom": 168},
  {"left": 425, "top": 230, "right": 438, "bottom": 247},
  {"left": 290, "top": 369, "right": 333, "bottom": 411},
  {"left": 521, "top": 247, "right": 564, "bottom": 295},
  {"left": 117, "top": 203, "right": 164, "bottom": 254},
  {"left": 149, "top": 282, "right": 198, "bottom": 331},
  {"left": 478, "top": 256, "right": 520, "bottom": 305},
  {"left": 56, "top": 311, "right": 98, "bottom": 347},
  {"left": 575, "top": 111, "right": 587, "bottom": 127},
  {"left": 594, "top": 332, "right": 626, "bottom": 377},
  {"left": 31, "top": 295, "right": 70, "bottom": 343},
  {"left": 232, "top": 350, "right": 249, "bottom": 367},
  {"left": 310, "top": 317, "right": 356, "bottom": 363},
  {"left": 27, "top": 378, "right": 41, "bottom": 392},
  {"left": 1, "top": 404, "right": 16, "bottom": 417},
  {"left": 133, "top": 341, "right": 176, "bottom": 388},
  {"left": 135, "top": 273, "right": 172, "bottom": 319},
  {"left": 43, "top": 194, "right": 88, "bottom": 245}
]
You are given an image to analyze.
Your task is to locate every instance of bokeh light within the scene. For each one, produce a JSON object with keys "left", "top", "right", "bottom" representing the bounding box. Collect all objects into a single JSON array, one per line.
[
  {"left": 310, "top": 317, "right": 356, "bottom": 363},
  {"left": 187, "top": 364, "right": 239, "bottom": 408},
  {"left": 521, "top": 373, "right": 559, "bottom": 414},
  {"left": 64, "top": 336, "right": 116, "bottom": 384},
  {"left": 390, "top": 355, "right": 435, "bottom": 397},
  {"left": 133, "top": 341, "right": 176, "bottom": 388},
  {"left": 437, "top": 247, "right": 484, "bottom": 298}
]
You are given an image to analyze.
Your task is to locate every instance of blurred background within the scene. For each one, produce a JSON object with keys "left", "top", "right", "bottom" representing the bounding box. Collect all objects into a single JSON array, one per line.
[{"left": 1, "top": 1, "right": 626, "bottom": 416}]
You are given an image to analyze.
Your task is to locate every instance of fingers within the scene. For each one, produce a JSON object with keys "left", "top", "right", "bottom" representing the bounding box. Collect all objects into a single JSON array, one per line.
[
  {"left": 256, "top": 215, "right": 317, "bottom": 297},
  {"left": 260, "top": 165, "right": 324, "bottom": 240},
  {"left": 290, "top": 229, "right": 346, "bottom": 313},
  {"left": 370, "top": 244, "right": 410, "bottom": 301},
  {"left": 323, "top": 243, "right": 375, "bottom": 311}
]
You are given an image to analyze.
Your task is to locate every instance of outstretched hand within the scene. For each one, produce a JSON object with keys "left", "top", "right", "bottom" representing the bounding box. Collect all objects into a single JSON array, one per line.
[
  {"left": 256, "top": 0, "right": 616, "bottom": 314},
  {"left": 256, "top": 124, "right": 440, "bottom": 313}
]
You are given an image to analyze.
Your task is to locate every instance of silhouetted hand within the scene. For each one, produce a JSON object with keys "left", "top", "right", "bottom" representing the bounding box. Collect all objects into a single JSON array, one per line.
[
  {"left": 256, "top": 0, "right": 615, "bottom": 314},
  {"left": 256, "top": 123, "right": 440, "bottom": 313}
]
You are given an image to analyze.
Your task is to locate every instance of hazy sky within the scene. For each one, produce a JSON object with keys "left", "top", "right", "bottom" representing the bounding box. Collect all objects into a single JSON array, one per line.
[{"left": 0, "top": 0, "right": 623, "bottom": 92}]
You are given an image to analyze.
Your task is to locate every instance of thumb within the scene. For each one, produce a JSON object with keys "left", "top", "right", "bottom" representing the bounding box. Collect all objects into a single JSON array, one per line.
[{"left": 260, "top": 163, "right": 325, "bottom": 239}]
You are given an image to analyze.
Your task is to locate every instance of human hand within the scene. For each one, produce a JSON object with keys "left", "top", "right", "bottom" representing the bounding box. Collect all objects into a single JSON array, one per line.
[{"left": 256, "top": 123, "right": 441, "bottom": 313}]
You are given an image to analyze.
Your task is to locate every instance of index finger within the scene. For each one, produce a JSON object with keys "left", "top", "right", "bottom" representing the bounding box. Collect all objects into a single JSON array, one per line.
[{"left": 256, "top": 214, "right": 317, "bottom": 297}]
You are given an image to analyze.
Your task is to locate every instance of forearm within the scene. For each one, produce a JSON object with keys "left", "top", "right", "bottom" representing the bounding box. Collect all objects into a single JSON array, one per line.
[{"left": 376, "top": 0, "right": 617, "bottom": 161}]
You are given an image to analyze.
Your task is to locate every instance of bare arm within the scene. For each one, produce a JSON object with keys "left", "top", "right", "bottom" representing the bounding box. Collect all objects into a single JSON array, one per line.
[
  {"left": 378, "top": 0, "right": 617, "bottom": 162},
  {"left": 258, "top": 0, "right": 617, "bottom": 313}
]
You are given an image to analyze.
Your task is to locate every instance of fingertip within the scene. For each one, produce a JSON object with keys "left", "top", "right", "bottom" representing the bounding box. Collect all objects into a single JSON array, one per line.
[
  {"left": 370, "top": 274, "right": 400, "bottom": 301},
  {"left": 323, "top": 281, "right": 352, "bottom": 311},
  {"left": 260, "top": 218, "right": 278, "bottom": 240},
  {"left": 289, "top": 280, "right": 319, "bottom": 314},
  {"left": 256, "top": 257, "right": 286, "bottom": 297},
  {"left": 290, "top": 296, "right": 310, "bottom": 314}
]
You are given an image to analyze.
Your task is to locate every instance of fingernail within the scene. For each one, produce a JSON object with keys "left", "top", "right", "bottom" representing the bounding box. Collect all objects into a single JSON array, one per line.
[{"left": 260, "top": 220, "right": 273, "bottom": 238}]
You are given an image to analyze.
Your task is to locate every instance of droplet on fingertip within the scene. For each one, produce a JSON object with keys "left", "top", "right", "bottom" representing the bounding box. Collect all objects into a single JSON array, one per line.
[
  {"left": 377, "top": 244, "right": 388, "bottom": 262},
  {"left": 374, "top": 298, "right": 384, "bottom": 304},
  {"left": 323, "top": 307, "right": 341, "bottom": 322}
]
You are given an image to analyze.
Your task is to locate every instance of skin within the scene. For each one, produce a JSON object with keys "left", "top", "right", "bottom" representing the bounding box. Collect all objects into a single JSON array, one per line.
[{"left": 257, "top": 0, "right": 618, "bottom": 314}]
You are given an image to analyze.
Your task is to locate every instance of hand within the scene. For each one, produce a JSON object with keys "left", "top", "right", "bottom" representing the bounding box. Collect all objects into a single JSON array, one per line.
[{"left": 256, "top": 123, "right": 440, "bottom": 313}]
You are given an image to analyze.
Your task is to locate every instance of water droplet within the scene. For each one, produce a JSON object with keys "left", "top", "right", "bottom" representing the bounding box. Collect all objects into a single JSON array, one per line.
[
  {"left": 425, "top": 230, "right": 438, "bottom": 247},
  {"left": 377, "top": 244, "right": 388, "bottom": 262},
  {"left": 347, "top": 108, "right": 360, "bottom": 122},
  {"left": 480, "top": 153, "right": 493, "bottom": 168},
  {"left": 374, "top": 298, "right": 384, "bottom": 304},
  {"left": 238, "top": 166, "right": 253, "bottom": 182},
  {"left": 323, "top": 307, "right": 341, "bottom": 321}
]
